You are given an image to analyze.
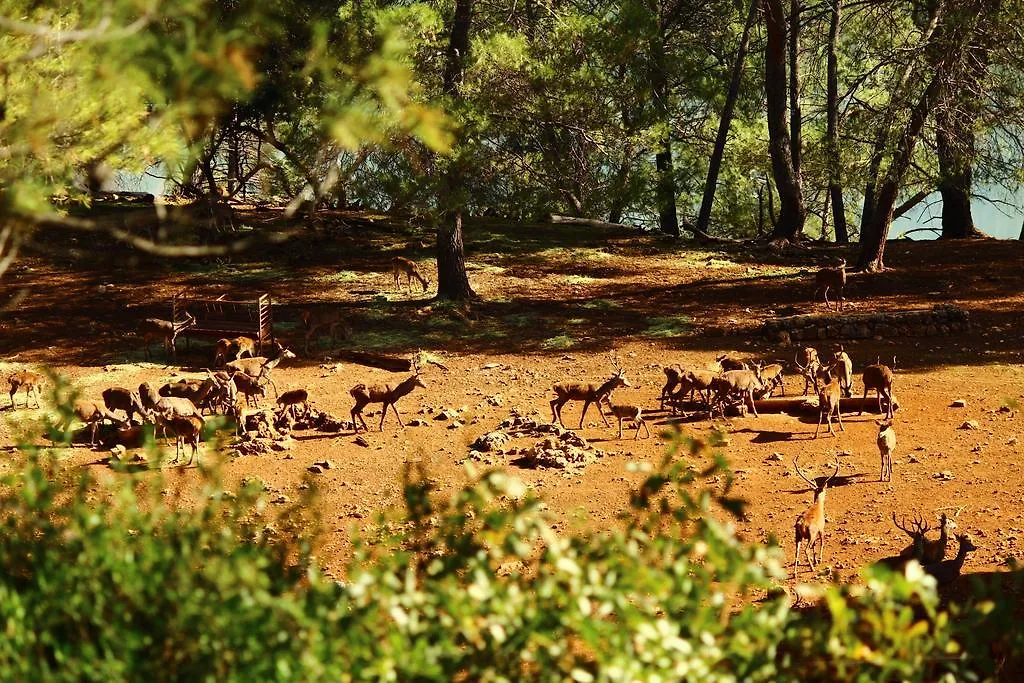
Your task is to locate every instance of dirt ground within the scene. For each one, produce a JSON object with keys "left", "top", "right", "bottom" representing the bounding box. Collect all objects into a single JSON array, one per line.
[{"left": 1, "top": 212, "right": 1023, "bottom": 590}]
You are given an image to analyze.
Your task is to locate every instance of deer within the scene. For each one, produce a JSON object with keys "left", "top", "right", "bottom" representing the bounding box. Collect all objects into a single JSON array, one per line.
[
  {"left": 876, "top": 513, "right": 931, "bottom": 572},
  {"left": 897, "top": 512, "right": 958, "bottom": 564},
  {"left": 138, "top": 312, "right": 195, "bottom": 360},
  {"left": 601, "top": 396, "right": 651, "bottom": 440},
  {"left": 833, "top": 347, "right": 853, "bottom": 398},
  {"left": 860, "top": 359, "right": 897, "bottom": 419},
  {"left": 391, "top": 256, "right": 430, "bottom": 293},
  {"left": 7, "top": 370, "right": 44, "bottom": 408},
  {"left": 793, "top": 457, "right": 840, "bottom": 573},
  {"left": 350, "top": 355, "right": 427, "bottom": 432},
  {"left": 709, "top": 369, "right": 763, "bottom": 418},
  {"left": 814, "top": 258, "right": 847, "bottom": 311},
  {"left": 277, "top": 388, "right": 309, "bottom": 420},
  {"left": 63, "top": 400, "right": 124, "bottom": 446},
  {"left": 225, "top": 341, "right": 296, "bottom": 396},
  {"left": 813, "top": 365, "right": 845, "bottom": 438},
  {"left": 138, "top": 382, "right": 202, "bottom": 433},
  {"left": 681, "top": 369, "right": 717, "bottom": 407},
  {"left": 923, "top": 534, "right": 978, "bottom": 585},
  {"left": 660, "top": 365, "right": 686, "bottom": 410},
  {"left": 752, "top": 362, "right": 785, "bottom": 399},
  {"left": 232, "top": 369, "right": 269, "bottom": 408},
  {"left": 550, "top": 354, "right": 630, "bottom": 429},
  {"left": 301, "top": 309, "right": 350, "bottom": 353},
  {"left": 715, "top": 354, "right": 748, "bottom": 371},
  {"left": 102, "top": 387, "right": 146, "bottom": 423},
  {"left": 213, "top": 336, "right": 256, "bottom": 367},
  {"left": 795, "top": 347, "right": 821, "bottom": 396},
  {"left": 157, "top": 414, "right": 204, "bottom": 466},
  {"left": 876, "top": 419, "right": 896, "bottom": 481}
]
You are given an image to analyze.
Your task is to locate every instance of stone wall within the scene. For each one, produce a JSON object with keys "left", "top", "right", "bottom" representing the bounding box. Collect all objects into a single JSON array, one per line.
[{"left": 762, "top": 304, "right": 970, "bottom": 343}]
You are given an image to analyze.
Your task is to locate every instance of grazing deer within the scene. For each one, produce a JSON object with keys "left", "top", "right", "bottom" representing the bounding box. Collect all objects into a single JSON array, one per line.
[
  {"left": 681, "top": 369, "right": 716, "bottom": 407},
  {"left": 350, "top": 356, "right": 426, "bottom": 432},
  {"left": 215, "top": 336, "right": 256, "bottom": 366},
  {"left": 859, "top": 359, "right": 896, "bottom": 419},
  {"left": 813, "top": 365, "right": 845, "bottom": 438},
  {"left": 277, "top": 388, "right": 309, "bottom": 420},
  {"left": 833, "top": 347, "right": 853, "bottom": 398},
  {"left": 64, "top": 400, "right": 123, "bottom": 446},
  {"left": 601, "top": 396, "right": 651, "bottom": 440},
  {"left": 550, "top": 355, "right": 630, "bottom": 429},
  {"left": 898, "top": 512, "right": 957, "bottom": 564},
  {"left": 752, "top": 362, "right": 785, "bottom": 399},
  {"left": 138, "top": 312, "right": 195, "bottom": 360},
  {"left": 102, "top": 387, "right": 146, "bottom": 423},
  {"left": 710, "top": 369, "right": 763, "bottom": 418},
  {"left": 924, "top": 534, "right": 977, "bottom": 585},
  {"left": 814, "top": 258, "right": 847, "bottom": 311},
  {"left": 158, "top": 414, "right": 204, "bottom": 466},
  {"left": 876, "top": 420, "right": 896, "bottom": 481},
  {"left": 793, "top": 458, "right": 839, "bottom": 573},
  {"left": 795, "top": 347, "right": 821, "bottom": 396},
  {"left": 8, "top": 370, "right": 44, "bottom": 408},
  {"left": 391, "top": 256, "right": 429, "bottom": 293},
  {"left": 301, "top": 309, "right": 350, "bottom": 353},
  {"left": 660, "top": 365, "right": 686, "bottom": 410},
  {"left": 715, "top": 354, "right": 748, "bottom": 371}
]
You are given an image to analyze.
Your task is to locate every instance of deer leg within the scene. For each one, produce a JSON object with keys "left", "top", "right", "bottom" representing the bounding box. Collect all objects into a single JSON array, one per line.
[
  {"left": 550, "top": 399, "right": 564, "bottom": 426},
  {"left": 805, "top": 539, "right": 817, "bottom": 571},
  {"left": 578, "top": 400, "right": 591, "bottom": 429},
  {"left": 859, "top": 387, "right": 869, "bottom": 416},
  {"left": 378, "top": 402, "right": 389, "bottom": 431},
  {"left": 794, "top": 537, "right": 801, "bottom": 572},
  {"left": 391, "top": 402, "right": 404, "bottom": 427},
  {"left": 747, "top": 390, "right": 758, "bottom": 418},
  {"left": 640, "top": 417, "right": 651, "bottom": 439},
  {"left": 814, "top": 409, "right": 824, "bottom": 439},
  {"left": 596, "top": 400, "right": 611, "bottom": 427},
  {"left": 823, "top": 286, "right": 832, "bottom": 310},
  {"left": 836, "top": 406, "right": 844, "bottom": 432},
  {"left": 8, "top": 389, "right": 15, "bottom": 408}
]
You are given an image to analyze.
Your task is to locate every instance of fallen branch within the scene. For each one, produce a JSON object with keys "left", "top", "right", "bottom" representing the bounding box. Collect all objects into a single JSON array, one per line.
[{"left": 549, "top": 214, "right": 637, "bottom": 230}]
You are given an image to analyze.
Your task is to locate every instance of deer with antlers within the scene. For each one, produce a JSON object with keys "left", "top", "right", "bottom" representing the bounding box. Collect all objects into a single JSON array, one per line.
[
  {"left": 793, "top": 457, "right": 840, "bottom": 573},
  {"left": 350, "top": 354, "right": 427, "bottom": 432},
  {"left": 550, "top": 353, "right": 630, "bottom": 429},
  {"left": 895, "top": 512, "right": 958, "bottom": 564},
  {"left": 794, "top": 347, "right": 821, "bottom": 396}
]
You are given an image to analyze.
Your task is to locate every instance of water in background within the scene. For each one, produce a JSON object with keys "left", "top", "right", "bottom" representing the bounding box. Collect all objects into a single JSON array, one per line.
[{"left": 891, "top": 186, "right": 1023, "bottom": 239}]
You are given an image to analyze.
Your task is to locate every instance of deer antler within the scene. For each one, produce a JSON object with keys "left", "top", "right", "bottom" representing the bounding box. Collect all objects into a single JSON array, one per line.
[
  {"left": 823, "top": 458, "right": 840, "bottom": 486},
  {"left": 792, "top": 456, "right": 818, "bottom": 490},
  {"left": 892, "top": 511, "right": 930, "bottom": 538},
  {"left": 411, "top": 350, "right": 422, "bottom": 375},
  {"left": 794, "top": 352, "right": 805, "bottom": 371},
  {"left": 610, "top": 351, "right": 622, "bottom": 374}
]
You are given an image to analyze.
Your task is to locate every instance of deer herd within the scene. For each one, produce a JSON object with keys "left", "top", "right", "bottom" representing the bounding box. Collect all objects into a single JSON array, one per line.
[{"left": 2, "top": 256, "right": 978, "bottom": 585}]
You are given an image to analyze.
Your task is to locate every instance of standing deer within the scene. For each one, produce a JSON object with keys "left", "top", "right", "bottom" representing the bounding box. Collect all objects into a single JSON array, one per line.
[
  {"left": 793, "top": 458, "right": 840, "bottom": 573},
  {"left": 795, "top": 347, "right": 821, "bottom": 396},
  {"left": 350, "top": 356, "right": 427, "bottom": 432},
  {"left": 391, "top": 256, "right": 429, "bottom": 293},
  {"left": 833, "top": 347, "right": 853, "bottom": 398},
  {"left": 897, "top": 512, "right": 957, "bottom": 564},
  {"left": 225, "top": 342, "right": 296, "bottom": 396},
  {"left": 813, "top": 365, "right": 845, "bottom": 438},
  {"left": 138, "top": 312, "right": 195, "bottom": 360},
  {"left": 550, "top": 355, "right": 630, "bottom": 429},
  {"left": 7, "top": 370, "right": 44, "bottom": 408},
  {"left": 814, "top": 258, "right": 847, "bottom": 311},
  {"left": 860, "top": 359, "right": 897, "bottom": 419},
  {"left": 752, "top": 362, "right": 785, "bottom": 399},
  {"left": 876, "top": 513, "right": 931, "bottom": 571},
  {"left": 301, "top": 309, "right": 350, "bottom": 353},
  {"left": 876, "top": 420, "right": 896, "bottom": 481},
  {"left": 158, "top": 414, "right": 204, "bottom": 466},
  {"left": 601, "top": 396, "right": 651, "bottom": 440},
  {"left": 924, "top": 534, "right": 978, "bottom": 585},
  {"left": 660, "top": 365, "right": 686, "bottom": 410}
]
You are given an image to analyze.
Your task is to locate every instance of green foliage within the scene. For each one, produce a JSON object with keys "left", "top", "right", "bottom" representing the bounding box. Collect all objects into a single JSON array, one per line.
[{"left": 1, "top": 410, "right": 1023, "bottom": 680}]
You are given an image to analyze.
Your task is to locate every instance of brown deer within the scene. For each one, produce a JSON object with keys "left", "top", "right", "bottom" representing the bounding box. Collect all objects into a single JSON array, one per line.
[
  {"left": 795, "top": 347, "right": 821, "bottom": 396},
  {"left": 897, "top": 512, "right": 957, "bottom": 564},
  {"left": 157, "top": 414, "right": 204, "bottom": 466},
  {"left": 225, "top": 342, "right": 296, "bottom": 396},
  {"left": 813, "top": 365, "right": 845, "bottom": 438},
  {"left": 660, "top": 365, "right": 686, "bottom": 410},
  {"left": 860, "top": 360, "right": 897, "bottom": 419},
  {"left": 215, "top": 336, "right": 256, "bottom": 366},
  {"left": 715, "top": 354, "right": 748, "bottom": 371},
  {"left": 833, "top": 347, "right": 853, "bottom": 398},
  {"left": 102, "top": 387, "right": 146, "bottom": 423},
  {"left": 277, "top": 388, "right": 309, "bottom": 420},
  {"left": 876, "top": 419, "right": 896, "bottom": 481},
  {"left": 550, "top": 355, "right": 630, "bottom": 429},
  {"left": 877, "top": 513, "right": 930, "bottom": 571},
  {"left": 709, "top": 369, "right": 763, "bottom": 418},
  {"left": 138, "top": 312, "right": 195, "bottom": 360},
  {"left": 752, "top": 362, "right": 785, "bottom": 398},
  {"left": 793, "top": 458, "right": 840, "bottom": 573},
  {"left": 63, "top": 400, "right": 124, "bottom": 446},
  {"left": 924, "top": 534, "right": 977, "bottom": 585},
  {"left": 814, "top": 258, "right": 847, "bottom": 311},
  {"left": 391, "top": 256, "right": 429, "bottom": 293},
  {"left": 350, "top": 356, "right": 427, "bottom": 432},
  {"left": 601, "top": 396, "right": 651, "bottom": 440},
  {"left": 7, "top": 370, "right": 44, "bottom": 408},
  {"left": 301, "top": 309, "right": 350, "bottom": 353}
]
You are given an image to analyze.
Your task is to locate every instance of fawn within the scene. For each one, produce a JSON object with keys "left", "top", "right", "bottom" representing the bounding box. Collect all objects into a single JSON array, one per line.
[
  {"left": 813, "top": 365, "right": 844, "bottom": 438},
  {"left": 814, "top": 258, "right": 847, "bottom": 311},
  {"left": 860, "top": 360, "right": 897, "bottom": 419},
  {"left": 876, "top": 420, "right": 896, "bottom": 481},
  {"left": 138, "top": 312, "right": 194, "bottom": 360},
  {"left": 795, "top": 347, "right": 821, "bottom": 396},
  {"left": 601, "top": 396, "right": 651, "bottom": 440},
  {"left": 391, "top": 256, "right": 429, "bottom": 293},
  {"left": 8, "top": 370, "right": 44, "bottom": 408}
]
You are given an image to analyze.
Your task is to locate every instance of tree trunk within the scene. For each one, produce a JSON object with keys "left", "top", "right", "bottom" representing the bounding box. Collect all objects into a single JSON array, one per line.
[
  {"left": 826, "top": 0, "right": 848, "bottom": 243},
  {"left": 764, "top": 0, "right": 806, "bottom": 241},
  {"left": 650, "top": 29, "right": 679, "bottom": 237},
  {"left": 857, "top": 74, "right": 945, "bottom": 271},
  {"left": 436, "top": 0, "right": 477, "bottom": 301},
  {"left": 936, "top": 107, "right": 976, "bottom": 239},
  {"left": 696, "top": 0, "right": 758, "bottom": 238},
  {"left": 788, "top": 0, "right": 802, "bottom": 177}
]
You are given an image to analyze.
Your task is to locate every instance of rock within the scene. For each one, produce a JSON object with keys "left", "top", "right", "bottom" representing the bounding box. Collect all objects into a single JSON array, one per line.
[
  {"left": 354, "top": 436, "right": 370, "bottom": 447},
  {"left": 471, "top": 431, "right": 510, "bottom": 453},
  {"left": 435, "top": 409, "right": 460, "bottom": 421},
  {"left": 271, "top": 438, "right": 295, "bottom": 451},
  {"left": 766, "top": 452, "right": 784, "bottom": 462},
  {"left": 407, "top": 418, "right": 429, "bottom": 427},
  {"left": 933, "top": 471, "right": 955, "bottom": 481},
  {"left": 109, "top": 445, "right": 127, "bottom": 459},
  {"left": 481, "top": 363, "right": 501, "bottom": 370},
  {"left": 307, "top": 465, "right": 324, "bottom": 474},
  {"left": 447, "top": 421, "right": 464, "bottom": 430},
  {"left": 271, "top": 494, "right": 291, "bottom": 504},
  {"left": 959, "top": 420, "right": 980, "bottom": 430},
  {"left": 950, "top": 399, "right": 967, "bottom": 408},
  {"left": 486, "top": 394, "right": 504, "bottom": 407}
]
